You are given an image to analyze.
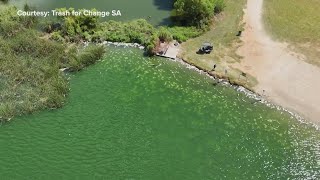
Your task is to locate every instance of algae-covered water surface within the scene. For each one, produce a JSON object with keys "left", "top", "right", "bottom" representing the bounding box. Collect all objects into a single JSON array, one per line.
[{"left": 0, "top": 47, "right": 319, "bottom": 179}]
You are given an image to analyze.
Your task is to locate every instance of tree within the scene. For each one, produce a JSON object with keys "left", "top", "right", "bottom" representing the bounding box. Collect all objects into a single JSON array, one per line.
[
  {"left": 174, "top": 0, "right": 215, "bottom": 27},
  {"left": 173, "top": 0, "right": 225, "bottom": 28},
  {"left": 55, "top": 8, "right": 99, "bottom": 41}
]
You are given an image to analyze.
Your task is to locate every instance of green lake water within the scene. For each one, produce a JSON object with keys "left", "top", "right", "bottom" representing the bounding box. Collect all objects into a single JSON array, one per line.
[
  {"left": 10, "top": 0, "right": 173, "bottom": 25},
  {"left": 0, "top": 47, "right": 319, "bottom": 179}
]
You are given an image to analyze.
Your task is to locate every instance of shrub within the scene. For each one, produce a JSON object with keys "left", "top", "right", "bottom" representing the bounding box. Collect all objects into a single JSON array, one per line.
[
  {"left": 0, "top": 6, "right": 23, "bottom": 37},
  {"left": 166, "top": 26, "right": 203, "bottom": 42},
  {"left": 92, "top": 19, "right": 159, "bottom": 53},
  {"left": 48, "top": 10, "right": 204, "bottom": 55},
  {"left": 67, "top": 45, "right": 106, "bottom": 71},
  {"left": 91, "top": 30, "right": 105, "bottom": 42},
  {"left": 213, "top": 0, "right": 226, "bottom": 14},
  {"left": 0, "top": 6, "right": 106, "bottom": 121},
  {"left": 157, "top": 27, "right": 173, "bottom": 42},
  {"left": 145, "top": 34, "right": 159, "bottom": 55},
  {"left": 55, "top": 8, "right": 99, "bottom": 41},
  {"left": 50, "top": 31, "right": 64, "bottom": 42},
  {"left": 20, "top": 4, "right": 37, "bottom": 28},
  {"left": 173, "top": 0, "right": 226, "bottom": 27},
  {"left": 83, "top": 31, "right": 91, "bottom": 41},
  {"left": 173, "top": 0, "right": 216, "bottom": 26}
]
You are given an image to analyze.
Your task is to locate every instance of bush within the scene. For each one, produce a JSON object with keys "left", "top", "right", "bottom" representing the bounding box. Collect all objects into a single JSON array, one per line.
[
  {"left": 0, "top": 6, "right": 23, "bottom": 37},
  {"left": 91, "top": 30, "right": 105, "bottom": 42},
  {"left": 78, "top": 45, "right": 105, "bottom": 65},
  {"left": 146, "top": 34, "right": 159, "bottom": 55},
  {"left": 92, "top": 19, "right": 159, "bottom": 53},
  {"left": 213, "top": 0, "right": 226, "bottom": 14},
  {"left": 83, "top": 31, "right": 91, "bottom": 41},
  {"left": 67, "top": 45, "right": 106, "bottom": 71},
  {"left": 50, "top": 31, "right": 64, "bottom": 42},
  {"left": 166, "top": 26, "right": 203, "bottom": 42},
  {"left": 173, "top": 0, "right": 215, "bottom": 26},
  {"left": 173, "top": 0, "right": 226, "bottom": 27},
  {"left": 55, "top": 8, "right": 99, "bottom": 42},
  {"left": 157, "top": 27, "right": 173, "bottom": 42},
  {"left": 20, "top": 4, "right": 37, "bottom": 28},
  {"left": 9, "top": 29, "right": 66, "bottom": 59},
  {"left": 0, "top": 6, "right": 106, "bottom": 121},
  {"left": 0, "top": 33, "right": 69, "bottom": 120},
  {"left": 48, "top": 9, "right": 204, "bottom": 55}
]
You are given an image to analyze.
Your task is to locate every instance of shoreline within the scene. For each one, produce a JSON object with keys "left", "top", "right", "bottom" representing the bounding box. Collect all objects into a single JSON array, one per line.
[
  {"left": 102, "top": 42, "right": 319, "bottom": 131},
  {"left": 235, "top": 0, "right": 320, "bottom": 127},
  {"left": 173, "top": 57, "right": 319, "bottom": 131}
]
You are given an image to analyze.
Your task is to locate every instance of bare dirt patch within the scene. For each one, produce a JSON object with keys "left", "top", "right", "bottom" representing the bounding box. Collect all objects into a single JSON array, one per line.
[{"left": 235, "top": 0, "right": 320, "bottom": 124}]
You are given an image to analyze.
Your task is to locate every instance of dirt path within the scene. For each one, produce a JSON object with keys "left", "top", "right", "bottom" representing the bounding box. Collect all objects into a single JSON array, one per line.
[{"left": 235, "top": 0, "right": 320, "bottom": 125}]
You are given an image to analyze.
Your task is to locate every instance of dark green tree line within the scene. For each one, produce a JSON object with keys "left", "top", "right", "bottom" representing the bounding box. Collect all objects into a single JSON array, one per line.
[{"left": 172, "top": 0, "right": 225, "bottom": 27}]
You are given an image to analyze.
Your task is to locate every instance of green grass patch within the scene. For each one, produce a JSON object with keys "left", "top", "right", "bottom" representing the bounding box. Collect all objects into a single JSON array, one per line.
[
  {"left": 179, "top": 0, "right": 257, "bottom": 89},
  {"left": 263, "top": 0, "right": 320, "bottom": 66},
  {"left": 166, "top": 26, "right": 203, "bottom": 42}
]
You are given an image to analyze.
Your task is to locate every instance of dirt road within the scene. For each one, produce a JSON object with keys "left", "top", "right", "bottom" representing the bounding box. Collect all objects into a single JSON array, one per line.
[{"left": 236, "top": 0, "right": 320, "bottom": 125}]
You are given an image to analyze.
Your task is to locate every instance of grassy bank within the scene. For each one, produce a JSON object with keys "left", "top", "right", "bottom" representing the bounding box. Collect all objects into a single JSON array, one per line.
[
  {"left": 179, "top": 0, "right": 257, "bottom": 89},
  {"left": 0, "top": 0, "right": 227, "bottom": 121},
  {"left": 48, "top": 0, "right": 228, "bottom": 55},
  {"left": 47, "top": 8, "right": 203, "bottom": 55},
  {"left": 263, "top": 0, "right": 320, "bottom": 67},
  {"left": 0, "top": 6, "right": 105, "bottom": 121}
]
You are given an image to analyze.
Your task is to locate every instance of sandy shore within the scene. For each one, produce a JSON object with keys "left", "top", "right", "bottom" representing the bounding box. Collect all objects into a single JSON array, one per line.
[{"left": 235, "top": 0, "right": 320, "bottom": 125}]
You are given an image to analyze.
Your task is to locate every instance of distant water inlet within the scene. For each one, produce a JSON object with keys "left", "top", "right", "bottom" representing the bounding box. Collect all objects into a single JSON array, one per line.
[
  {"left": 9, "top": 0, "right": 173, "bottom": 25},
  {"left": 0, "top": 47, "right": 319, "bottom": 179}
]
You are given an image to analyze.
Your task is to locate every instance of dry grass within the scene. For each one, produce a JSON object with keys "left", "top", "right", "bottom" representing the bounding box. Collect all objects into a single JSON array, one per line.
[
  {"left": 179, "top": 0, "right": 258, "bottom": 89},
  {"left": 263, "top": 0, "right": 320, "bottom": 67}
]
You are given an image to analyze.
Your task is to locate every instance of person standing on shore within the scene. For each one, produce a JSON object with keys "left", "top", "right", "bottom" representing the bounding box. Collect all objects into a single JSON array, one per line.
[{"left": 211, "top": 64, "right": 217, "bottom": 71}]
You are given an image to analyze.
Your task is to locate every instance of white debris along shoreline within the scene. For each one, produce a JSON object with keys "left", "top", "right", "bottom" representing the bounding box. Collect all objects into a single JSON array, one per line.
[{"left": 89, "top": 41, "right": 319, "bottom": 131}]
